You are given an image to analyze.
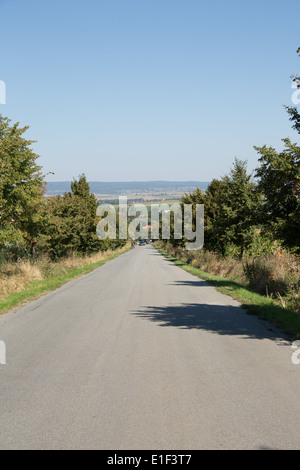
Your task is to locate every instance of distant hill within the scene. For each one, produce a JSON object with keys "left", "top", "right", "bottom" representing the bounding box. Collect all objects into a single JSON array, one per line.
[{"left": 45, "top": 181, "right": 210, "bottom": 196}]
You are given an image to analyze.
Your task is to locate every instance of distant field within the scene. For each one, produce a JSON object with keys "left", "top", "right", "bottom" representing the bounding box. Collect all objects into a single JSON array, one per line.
[
  {"left": 94, "top": 196, "right": 186, "bottom": 205},
  {"left": 45, "top": 181, "right": 210, "bottom": 203}
]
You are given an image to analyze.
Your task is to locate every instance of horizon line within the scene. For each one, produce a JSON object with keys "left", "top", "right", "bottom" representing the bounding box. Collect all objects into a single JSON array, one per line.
[{"left": 45, "top": 179, "right": 211, "bottom": 183}]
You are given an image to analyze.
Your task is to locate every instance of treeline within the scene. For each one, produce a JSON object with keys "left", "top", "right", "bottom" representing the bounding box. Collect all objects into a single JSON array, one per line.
[
  {"left": 178, "top": 146, "right": 299, "bottom": 257},
  {"left": 0, "top": 116, "right": 125, "bottom": 261}
]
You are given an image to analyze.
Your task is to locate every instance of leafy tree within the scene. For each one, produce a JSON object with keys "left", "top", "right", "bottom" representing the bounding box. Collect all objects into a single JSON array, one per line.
[
  {"left": 0, "top": 115, "right": 45, "bottom": 250},
  {"left": 254, "top": 138, "right": 300, "bottom": 250},
  {"left": 212, "top": 159, "right": 261, "bottom": 258},
  {"left": 177, "top": 187, "right": 205, "bottom": 248},
  {"left": 178, "top": 165, "right": 259, "bottom": 257},
  {"left": 180, "top": 181, "right": 226, "bottom": 252},
  {"left": 71, "top": 173, "right": 98, "bottom": 214},
  {"left": 70, "top": 174, "right": 101, "bottom": 253},
  {"left": 43, "top": 174, "right": 125, "bottom": 258},
  {"left": 44, "top": 192, "right": 97, "bottom": 258},
  {"left": 200, "top": 179, "right": 227, "bottom": 253}
]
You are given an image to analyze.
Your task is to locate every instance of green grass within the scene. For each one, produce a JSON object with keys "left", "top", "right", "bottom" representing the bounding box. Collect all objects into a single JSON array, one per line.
[
  {"left": 155, "top": 245, "right": 300, "bottom": 340},
  {"left": 0, "top": 247, "right": 130, "bottom": 315}
]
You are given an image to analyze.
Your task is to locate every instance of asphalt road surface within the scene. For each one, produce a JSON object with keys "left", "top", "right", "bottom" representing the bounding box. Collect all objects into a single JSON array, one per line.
[{"left": 0, "top": 245, "right": 300, "bottom": 450}]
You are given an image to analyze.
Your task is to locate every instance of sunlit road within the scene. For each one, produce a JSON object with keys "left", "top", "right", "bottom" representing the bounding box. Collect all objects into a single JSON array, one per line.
[{"left": 0, "top": 245, "right": 300, "bottom": 450}]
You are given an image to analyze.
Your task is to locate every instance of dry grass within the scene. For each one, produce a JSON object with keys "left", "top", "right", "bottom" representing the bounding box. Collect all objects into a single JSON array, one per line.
[
  {"left": 163, "top": 244, "right": 245, "bottom": 282},
  {"left": 0, "top": 261, "right": 43, "bottom": 299},
  {"left": 158, "top": 241, "right": 300, "bottom": 313},
  {"left": 0, "top": 246, "right": 129, "bottom": 301}
]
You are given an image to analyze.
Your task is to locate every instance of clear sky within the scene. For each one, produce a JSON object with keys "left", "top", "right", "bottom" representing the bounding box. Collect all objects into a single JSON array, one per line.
[{"left": 0, "top": 0, "right": 299, "bottom": 182}]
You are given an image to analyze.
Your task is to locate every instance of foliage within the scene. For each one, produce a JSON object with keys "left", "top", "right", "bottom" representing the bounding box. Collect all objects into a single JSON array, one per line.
[
  {"left": 0, "top": 115, "right": 45, "bottom": 248},
  {"left": 213, "top": 159, "right": 261, "bottom": 258},
  {"left": 254, "top": 138, "right": 300, "bottom": 251},
  {"left": 43, "top": 192, "right": 95, "bottom": 258},
  {"left": 179, "top": 160, "right": 261, "bottom": 257},
  {"left": 43, "top": 176, "right": 98, "bottom": 258}
]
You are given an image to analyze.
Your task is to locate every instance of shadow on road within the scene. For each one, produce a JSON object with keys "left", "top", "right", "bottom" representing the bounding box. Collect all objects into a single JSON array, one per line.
[
  {"left": 131, "top": 302, "right": 285, "bottom": 340},
  {"left": 170, "top": 279, "right": 238, "bottom": 288}
]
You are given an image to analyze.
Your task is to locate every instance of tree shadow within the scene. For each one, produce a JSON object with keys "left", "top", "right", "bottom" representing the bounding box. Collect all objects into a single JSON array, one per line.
[
  {"left": 169, "top": 280, "right": 213, "bottom": 287},
  {"left": 170, "top": 279, "right": 241, "bottom": 289},
  {"left": 168, "top": 281, "right": 294, "bottom": 341},
  {"left": 131, "top": 303, "right": 287, "bottom": 341},
  {"left": 148, "top": 252, "right": 164, "bottom": 256}
]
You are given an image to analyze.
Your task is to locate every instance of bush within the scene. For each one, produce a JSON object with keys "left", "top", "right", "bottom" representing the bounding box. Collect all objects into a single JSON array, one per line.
[
  {"left": 243, "top": 253, "right": 299, "bottom": 299},
  {"left": 0, "top": 245, "right": 30, "bottom": 265}
]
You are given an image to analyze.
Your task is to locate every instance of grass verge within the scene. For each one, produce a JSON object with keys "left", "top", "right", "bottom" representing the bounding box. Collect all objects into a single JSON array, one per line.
[
  {"left": 0, "top": 246, "right": 131, "bottom": 316},
  {"left": 155, "top": 245, "right": 300, "bottom": 340}
]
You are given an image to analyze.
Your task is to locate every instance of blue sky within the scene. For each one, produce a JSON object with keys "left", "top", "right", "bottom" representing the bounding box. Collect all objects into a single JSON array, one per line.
[{"left": 0, "top": 0, "right": 299, "bottom": 182}]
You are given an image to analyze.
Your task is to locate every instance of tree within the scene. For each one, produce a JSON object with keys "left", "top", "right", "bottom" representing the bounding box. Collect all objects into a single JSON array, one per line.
[
  {"left": 0, "top": 115, "right": 45, "bottom": 250},
  {"left": 70, "top": 174, "right": 101, "bottom": 253},
  {"left": 43, "top": 174, "right": 124, "bottom": 258},
  {"left": 254, "top": 138, "right": 300, "bottom": 250},
  {"left": 178, "top": 163, "right": 260, "bottom": 258},
  {"left": 180, "top": 180, "right": 226, "bottom": 252},
  {"left": 44, "top": 192, "right": 97, "bottom": 258},
  {"left": 71, "top": 173, "right": 97, "bottom": 213},
  {"left": 200, "top": 178, "right": 226, "bottom": 253},
  {"left": 212, "top": 159, "right": 261, "bottom": 258}
]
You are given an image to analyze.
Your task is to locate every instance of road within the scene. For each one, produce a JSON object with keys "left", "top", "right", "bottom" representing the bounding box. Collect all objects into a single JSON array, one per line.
[{"left": 0, "top": 245, "right": 300, "bottom": 450}]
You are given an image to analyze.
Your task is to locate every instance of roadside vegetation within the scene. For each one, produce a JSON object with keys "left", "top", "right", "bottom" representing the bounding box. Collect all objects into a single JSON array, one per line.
[{"left": 0, "top": 245, "right": 130, "bottom": 315}]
